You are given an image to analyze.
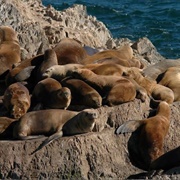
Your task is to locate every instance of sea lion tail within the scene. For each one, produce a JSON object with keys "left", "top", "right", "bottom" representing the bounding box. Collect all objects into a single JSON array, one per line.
[
  {"left": 115, "top": 120, "right": 144, "bottom": 134},
  {"left": 31, "top": 131, "right": 63, "bottom": 155}
]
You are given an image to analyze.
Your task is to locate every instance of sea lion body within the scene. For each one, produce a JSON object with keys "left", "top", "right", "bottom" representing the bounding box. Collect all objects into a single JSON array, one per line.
[
  {"left": 123, "top": 67, "right": 174, "bottom": 104},
  {"left": 158, "top": 67, "right": 180, "bottom": 101},
  {"left": 3, "top": 82, "right": 31, "bottom": 118},
  {"left": 142, "top": 59, "right": 180, "bottom": 80},
  {"left": 32, "top": 78, "right": 71, "bottom": 109},
  {"left": 53, "top": 38, "right": 88, "bottom": 64},
  {"left": 0, "top": 26, "right": 21, "bottom": 77},
  {"left": 62, "top": 78, "right": 102, "bottom": 108},
  {"left": 13, "top": 109, "right": 98, "bottom": 153},
  {"left": 71, "top": 68, "right": 137, "bottom": 106},
  {"left": 42, "top": 64, "right": 84, "bottom": 81},
  {"left": 116, "top": 101, "right": 171, "bottom": 170},
  {"left": 150, "top": 146, "right": 180, "bottom": 171},
  {"left": 36, "top": 48, "right": 58, "bottom": 81}
]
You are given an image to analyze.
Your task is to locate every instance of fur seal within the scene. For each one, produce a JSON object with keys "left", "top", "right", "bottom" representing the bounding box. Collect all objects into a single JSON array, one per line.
[
  {"left": 123, "top": 67, "right": 174, "bottom": 104},
  {"left": 53, "top": 38, "right": 88, "bottom": 64},
  {"left": 158, "top": 67, "right": 180, "bottom": 101},
  {"left": 42, "top": 64, "right": 83, "bottom": 81},
  {"left": 32, "top": 78, "right": 71, "bottom": 110},
  {"left": 142, "top": 59, "right": 180, "bottom": 80},
  {"left": 62, "top": 78, "right": 102, "bottom": 108},
  {"left": 3, "top": 82, "right": 31, "bottom": 118},
  {"left": 70, "top": 68, "right": 137, "bottom": 106},
  {"left": 13, "top": 109, "right": 98, "bottom": 153},
  {"left": 116, "top": 101, "right": 171, "bottom": 170},
  {"left": 0, "top": 26, "right": 21, "bottom": 77}
]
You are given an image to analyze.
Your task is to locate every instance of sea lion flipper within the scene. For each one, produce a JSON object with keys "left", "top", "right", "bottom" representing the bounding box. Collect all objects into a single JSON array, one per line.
[
  {"left": 31, "top": 130, "right": 63, "bottom": 155},
  {"left": 115, "top": 120, "right": 144, "bottom": 134},
  {"left": 15, "top": 66, "right": 35, "bottom": 81}
]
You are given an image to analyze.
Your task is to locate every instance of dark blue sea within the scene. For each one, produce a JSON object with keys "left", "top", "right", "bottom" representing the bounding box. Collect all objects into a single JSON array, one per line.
[{"left": 42, "top": 0, "right": 180, "bottom": 59}]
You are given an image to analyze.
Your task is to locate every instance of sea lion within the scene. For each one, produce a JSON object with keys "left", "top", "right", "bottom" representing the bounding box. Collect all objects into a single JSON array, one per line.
[
  {"left": 62, "top": 78, "right": 102, "bottom": 108},
  {"left": 142, "top": 59, "right": 180, "bottom": 81},
  {"left": 0, "top": 117, "right": 17, "bottom": 139},
  {"left": 0, "top": 26, "right": 21, "bottom": 77},
  {"left": 3, "top": 82, "right": 31, "bottom": 119},
  {"left": 83, "top": 63, "right": 125, "bottom": 76},
  {"left": 42, "top": 64, "right": 84, "bottom": 81},
  {"left": 123, "top": 67, "right": 174, "bottom": 104},
  {"left": 116, "top": 101, "right": 171, "bottom": 170},
  {"left": 36, "top": 48, "right": 58, "bottom": 81},
  {"left": 150, "top": 146, "right": 180, "bottom": 172},
  {"left": 82, "top": 44, "right": 144, "bottom": 68},
  {"left": 158, "top": 67, "right": 180, "bottom": 101},
  {"left": 53, "top": 38, "right": 88, "bottom": 64},
  {"left": 13, "top": 109, "right": 98, "bottom": 153},
  {"left": 32, "top": 78, "right": 71, "bottom": 110},
  {"left": 70, "top": 68, "right": 137, "bottom": 106},
  {"left": 5, "top": 54, "right": 44, "bottom": 86}
]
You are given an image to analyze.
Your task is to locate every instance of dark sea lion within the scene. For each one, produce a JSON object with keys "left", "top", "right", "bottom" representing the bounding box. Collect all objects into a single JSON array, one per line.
[
  {"left": 3, "top": 82, "right": 31, "bottom": 119},
  {"left": 32, "top": 78, "right": 71, "bottom": 110},
  {"left": 5, "top": 54, "right": 44, "bottom": 86},
  {"left": 0, "top": 117, "right": 17, "bottom": 139},
  {"left": 116, "top": 101, "right": 171, "bottom": 170},
  {"left": 53, "top": 38, "right": 88, "bottom": 64},
  {"left": 13, "top": 109, "right": 98, "bottom": 153},
  {"left": 0, "top": 26, "right": 21, "bottom": 77},
  {"left": 62, "top": 78, "right": 102, "bottom": 108},
  {"left": 150, "top": 146, "right": 180, "bottom": 172}
]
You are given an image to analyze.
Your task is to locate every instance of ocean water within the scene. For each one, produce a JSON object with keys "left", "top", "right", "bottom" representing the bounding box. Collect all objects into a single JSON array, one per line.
[{"left": 42, "top": 0, "right": 180, "bottom": 59}]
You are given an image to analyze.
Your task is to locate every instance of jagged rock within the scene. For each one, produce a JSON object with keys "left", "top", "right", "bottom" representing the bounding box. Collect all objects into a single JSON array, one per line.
[{"left": 131, "top": 37, "right": 165, "bottom": 64}]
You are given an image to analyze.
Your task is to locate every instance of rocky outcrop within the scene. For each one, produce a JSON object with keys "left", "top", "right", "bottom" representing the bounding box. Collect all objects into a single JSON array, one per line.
[{"left": 0, "top": 0, "right": 179, "bottom": 179}]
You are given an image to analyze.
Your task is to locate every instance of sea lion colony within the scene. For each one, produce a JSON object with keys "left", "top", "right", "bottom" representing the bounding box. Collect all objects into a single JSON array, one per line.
[{"left": 0, "top": 26, "right": 179, "bottom": 174}]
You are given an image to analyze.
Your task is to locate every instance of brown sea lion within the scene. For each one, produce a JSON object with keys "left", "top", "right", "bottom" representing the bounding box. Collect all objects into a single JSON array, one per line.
[
  {"left": 83, "top": 63, "right": 125, "bottom": 76},
  {"left": 158, "top": 67, "right": 180, "bottom": 101},
  {"left": 142, "top": 59, "right": 180, "bottom": 81},
  {"left": 116, "top": 101, "right": 171, "bottom": 170},
  {"left": 36, "top": 48, "right": 58, "bottom": 81},
  {"left": 70, "top": 68, "right": 137, "bottom": 106},
  {"left": 62, "top": 78, "right": 102, "bottom": 108},
  {"left": 42, "top": 64, "right": 84, "bottom": 81},
  {"left": 32, "top": 78, "right": 71, "bottom": 110},
  {"left": 3, "top": 82, "right": 31, "bottom": 118},
  {"left": 5, "top": 54, "right": 44, "bottom": 86},
  {"left": 123, "top": 67, "right": 174, "bottom": 104},
  {"left": 150, "top": 146, "right": 180, "bottom": 172},
  {"left": 13, "top": 109, "right": 98, "bottom": 153},
  {"left": 53, "top": 38, "right": 88, "bottom": 64},
  {"left": 82, "top": 44, "right": 144, "bottom": 68},
  {"left": 0, "top": 26, "right": 21, "bottom": 77}
]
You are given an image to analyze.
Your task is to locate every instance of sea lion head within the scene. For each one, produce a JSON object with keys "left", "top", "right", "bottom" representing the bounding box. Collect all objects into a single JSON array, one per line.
[
  {"left": 85, "top": 93, "right": 102, "bottom": 108},
  {"left": 10, "top": 98, "right": 30, "bottom": 119}
]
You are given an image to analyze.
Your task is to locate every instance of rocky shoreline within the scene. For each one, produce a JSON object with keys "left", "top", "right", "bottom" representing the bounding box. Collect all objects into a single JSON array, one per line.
[{"left": 0, "top": 0, "right": 179, "bottom": 179}]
